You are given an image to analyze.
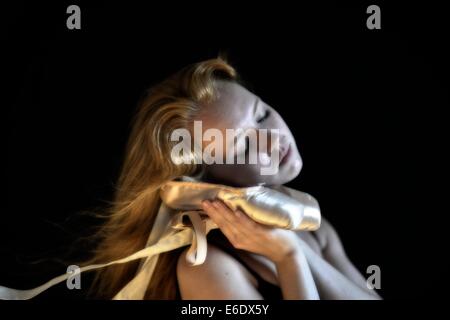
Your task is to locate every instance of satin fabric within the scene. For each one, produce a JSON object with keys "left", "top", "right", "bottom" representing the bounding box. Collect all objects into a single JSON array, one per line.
[
  {"left": 0, "top": 177, "right": 321, "bottom": 300},
  {"left": 161, "top": 179, "right": 321, "bottom": 231}
]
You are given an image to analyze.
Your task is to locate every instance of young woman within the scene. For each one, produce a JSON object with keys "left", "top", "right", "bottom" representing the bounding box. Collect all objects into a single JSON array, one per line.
[{"left": 87, "top": 56, "right": 381, "bottom": 300}]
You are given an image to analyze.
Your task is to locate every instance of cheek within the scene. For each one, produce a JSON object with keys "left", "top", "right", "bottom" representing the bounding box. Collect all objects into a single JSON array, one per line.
[
  {"left": 265, "top": 110, "right": 283, "bottom": 126},
  {"left": 270, "top": 114, "right": 298, "bottom": 146},
  {"left": 274, "top": 115, "right": 291, "bottom": 133},
  {"left": 262, "top": 113, "right": 292, "bottom": 140}
]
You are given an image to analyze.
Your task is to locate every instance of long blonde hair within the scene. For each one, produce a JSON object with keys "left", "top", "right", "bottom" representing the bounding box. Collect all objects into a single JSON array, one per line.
[{"left": 86, "top": 56, "right": 238, "bottom": 299}]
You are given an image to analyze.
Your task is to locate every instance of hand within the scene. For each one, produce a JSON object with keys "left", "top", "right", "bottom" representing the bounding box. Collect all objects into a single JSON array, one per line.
[{"left": 201, "top": 199, "right": 301, "bottom": 264}]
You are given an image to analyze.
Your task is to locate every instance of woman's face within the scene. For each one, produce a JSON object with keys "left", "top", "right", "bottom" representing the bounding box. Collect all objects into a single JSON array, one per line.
[{"left": 196, "top": 80, "right": 302, "bottom": 187}]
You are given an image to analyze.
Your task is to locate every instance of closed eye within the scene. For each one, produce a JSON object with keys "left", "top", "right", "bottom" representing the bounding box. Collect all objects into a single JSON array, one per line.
[{"left": 257, "top": 110, "right": 271, "bottom": 123}]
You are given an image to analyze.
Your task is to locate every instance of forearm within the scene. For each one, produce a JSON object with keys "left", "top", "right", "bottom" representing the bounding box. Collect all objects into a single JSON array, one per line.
[
  {"left": 274, "top": 248, "right": 320, "bottom": 300},
  {"left": 300, "top": 242, "right": 380, "bottom": 299}
]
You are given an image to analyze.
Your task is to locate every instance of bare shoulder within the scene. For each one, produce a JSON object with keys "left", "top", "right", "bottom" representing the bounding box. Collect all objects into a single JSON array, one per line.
[
  {"left": 280, "top": 185, "right": 340, "bottom": 251},
  {"left": 316, "top": 216, "right": 333, "bottom": 238},
  {"left": 315, "top": 216, "right": 349, "bottom": 258},
  {"left": 176, "top": 243, "right": 263, "bottom": 299}
]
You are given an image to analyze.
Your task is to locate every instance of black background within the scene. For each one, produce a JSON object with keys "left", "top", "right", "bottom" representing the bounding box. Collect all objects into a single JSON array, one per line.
[{"left": 2, "top": 1, "right": 447, "bottom": 301}]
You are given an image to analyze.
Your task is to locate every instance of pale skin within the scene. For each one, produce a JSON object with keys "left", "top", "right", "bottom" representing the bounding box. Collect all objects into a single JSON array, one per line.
[{"left": 176, "top": 80, "right": 381, "bottom": 300}]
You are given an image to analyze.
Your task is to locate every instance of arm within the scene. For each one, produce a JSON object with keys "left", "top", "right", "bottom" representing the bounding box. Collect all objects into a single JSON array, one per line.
[
  {"left": 177, "top": 243, "right": 264, "bottom": 299},
  {"left": 200, "top": 200, "right": 319, "bottom": 300},
  {"left": 274, "top": 247, "right": 319, "bottom": 300},
  {"left": 297, "top": 218, "right": 381, "bottom": 299}
]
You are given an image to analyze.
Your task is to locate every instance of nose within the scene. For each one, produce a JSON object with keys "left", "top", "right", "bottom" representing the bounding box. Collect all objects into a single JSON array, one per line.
[{"left": 259, "top": 130, "right": 287, "bottom": 156}]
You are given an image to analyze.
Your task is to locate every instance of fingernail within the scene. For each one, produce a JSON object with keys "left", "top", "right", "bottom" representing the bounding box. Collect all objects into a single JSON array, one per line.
[{"left": 202, "top": 200, "right": 210, "bottom": 207}]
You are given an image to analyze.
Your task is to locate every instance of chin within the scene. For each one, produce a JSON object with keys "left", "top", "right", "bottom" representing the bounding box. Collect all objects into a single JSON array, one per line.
[{"left": 279, "top": 156, "right": 303, "bottom": 184}]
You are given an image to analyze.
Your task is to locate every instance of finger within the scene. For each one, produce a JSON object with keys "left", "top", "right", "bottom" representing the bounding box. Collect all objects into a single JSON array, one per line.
[
  {"left": 230, "top": 210, "right": 267, "bottom": 239},
  {"left": 213, "top": 200, "right": 262, "bottom": 231},
  {"left": 201, "top": 200, "right": 225, "bottom": 223},
  {"left": 211, "top": 201, "right": 262, "bottom": 238},
  {"left": 211, "top": 200, "right": 239, "bottom": 225},
  {"left": 202, "top": 200, "right": 241, "bottom": 245},
  {"left": 234, "top": 209, "right": 262, "bottom": 230},
  {"left": 202, "top": 200, "right": 238, "bottom": 233}
]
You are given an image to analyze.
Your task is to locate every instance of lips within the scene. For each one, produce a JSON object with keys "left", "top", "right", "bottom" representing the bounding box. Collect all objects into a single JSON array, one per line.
[{"left": 279, "top": 144, "right": 291, "bottom": 165}]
